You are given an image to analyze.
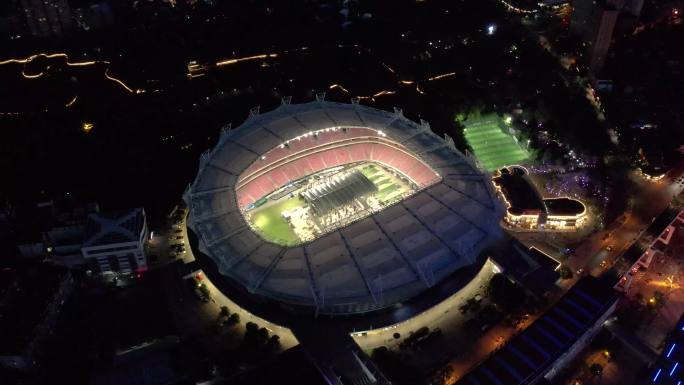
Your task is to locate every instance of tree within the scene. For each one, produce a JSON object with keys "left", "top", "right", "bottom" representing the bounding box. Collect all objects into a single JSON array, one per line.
[
  {"left": 371, "top": 347, "right": 422, "bottom": 385},
  {"left": 219, "top": 306, "right": 230, "bottom": 319},
  {"left": 198, "top": 284, "right": 210, "bottom": 300},
  {"left": 227, "top": 313, "right": 240, "bottom": 325},
  {"left": 558, "top": 264, "right": 573, "bottom": 280},
  {"left": 486, "top": 273, "right": 526, "bottom": 311},
  {"left": 245, "top": 322, "right": 259, "bottom": 333},
  {"left": 267, "top": 335, "right": 280, "bottom": 352},
  {"left": 257, "top": 327, "right": 270, "bottom": 345}
]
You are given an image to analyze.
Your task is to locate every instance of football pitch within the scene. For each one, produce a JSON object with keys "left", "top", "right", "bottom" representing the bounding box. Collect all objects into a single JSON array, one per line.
[
  {"left": 463, "top": 116, "right": 529, "bottom": 171},
  {"left": 249, "top": 163, "right": 410, "bottom": 245},
  {"left": 251, "top": 196, "right": 304, "bottom": 245}
]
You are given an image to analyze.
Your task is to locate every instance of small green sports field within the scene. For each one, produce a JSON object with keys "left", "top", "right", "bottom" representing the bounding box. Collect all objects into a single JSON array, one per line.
[{"left": 463, "top": 115, "right": 529, "bottom": 171}]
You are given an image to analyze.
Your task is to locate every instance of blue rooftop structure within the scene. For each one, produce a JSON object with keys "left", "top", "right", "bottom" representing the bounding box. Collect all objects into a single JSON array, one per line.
[
  {"left": 650, "top": 314, "right": 684, "bottom": 385},
  {"left": 457, "top": 277, "right": 618, "bottom": 385}
]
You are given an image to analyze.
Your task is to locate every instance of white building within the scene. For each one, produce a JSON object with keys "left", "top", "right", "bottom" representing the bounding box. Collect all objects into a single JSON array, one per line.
[{"left": 81, "top": 208, "right": 148, "bottom": 275}]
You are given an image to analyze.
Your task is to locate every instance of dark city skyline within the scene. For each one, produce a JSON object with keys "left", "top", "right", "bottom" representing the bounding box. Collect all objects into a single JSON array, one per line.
[{"left": 1, "top": 1, "right": 683, "bottom": 385}]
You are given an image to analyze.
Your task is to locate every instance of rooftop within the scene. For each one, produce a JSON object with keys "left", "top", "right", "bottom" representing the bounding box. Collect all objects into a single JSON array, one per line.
[
  {"left": 650, "top": 314, "right": 684, "bottom": 385},
  {"left": 544, "top": 198, "right": 585, "bottom": 217},
  {"left": 83, "top": 208, "right": 145, "bottom": 247},
  {"left": 490, "top": 238, "right": 560, "bottom": 297},
  {"left": 493, "top": 166, "right": 544, "bottom": 216},
  {"left": 457, "top": 276, "right": 618, "bottom": 385}
]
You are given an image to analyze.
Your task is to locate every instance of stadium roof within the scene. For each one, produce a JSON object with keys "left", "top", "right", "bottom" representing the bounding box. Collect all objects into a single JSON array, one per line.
[
  {"left": 456, "top": 277, "right": 618, "bottom": 385},
  {"left": 83, "top": 208, "right": 145, "bottom": 247},
  {"left": 184, "top": 100, "right": 505, "bottom": 315}
]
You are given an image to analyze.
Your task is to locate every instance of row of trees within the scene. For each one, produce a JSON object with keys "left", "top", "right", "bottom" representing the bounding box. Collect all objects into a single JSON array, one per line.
[{"left": 218, "top": 305, "right": 241, "bottom": 327}]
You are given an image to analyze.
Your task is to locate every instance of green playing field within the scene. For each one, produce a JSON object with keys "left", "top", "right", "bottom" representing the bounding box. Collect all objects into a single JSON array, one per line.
[
  {"left": 251, "top": 196, "right": 304, "bottom": 245},
  {"left": 250, "top": 163, "right": 410, "bottom": 245},
  {"left": 463, "top": 116, "right": 529, "bottom": 171},
  {"left": 361, "top": 164, "right": 403, "bottom": 202}
]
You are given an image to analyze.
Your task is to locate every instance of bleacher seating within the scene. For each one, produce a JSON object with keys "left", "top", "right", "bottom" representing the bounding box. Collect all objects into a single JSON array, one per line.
[{"left": 234, "top": 130, "right": 441, "bottom": 208}]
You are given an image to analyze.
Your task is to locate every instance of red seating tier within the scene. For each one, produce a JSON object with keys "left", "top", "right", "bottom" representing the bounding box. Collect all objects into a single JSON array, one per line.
[
  {"left": 332, "top": 147, "right": 351, "bottom": 164},
  {"left": 236, "top": 139, "right": 439, "bottom": 208},
  {"left": 242, "top": 128, "right": 379, "bottom": 182},
  {"left": 320, "top": 150, "right": 339, "bottom": 169},
  {"left": 307, "top": 153, "right": 326, "bottom": 171}
]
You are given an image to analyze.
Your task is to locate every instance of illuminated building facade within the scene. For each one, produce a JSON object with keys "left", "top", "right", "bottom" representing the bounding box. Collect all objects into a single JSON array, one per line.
[{"left": 493, "top": 166, "right": 588, "bottom": 231}]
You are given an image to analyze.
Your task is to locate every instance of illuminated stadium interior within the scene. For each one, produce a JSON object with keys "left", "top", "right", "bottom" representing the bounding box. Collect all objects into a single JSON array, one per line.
[
  {"left": 236, "top": 126, "right": 441, "bottom": 246},
  {"left": 184, "top": 101, "right": 505, "bottom": 315}
]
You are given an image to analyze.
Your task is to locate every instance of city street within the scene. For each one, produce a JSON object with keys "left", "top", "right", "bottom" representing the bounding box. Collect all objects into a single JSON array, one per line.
[
  {"left": 352, "top": 260, "right": 497, "bottom": 352},
  {"left": 148, "top": 205, "right": 300, "bottom": 351},
  {"left": 625, "top": 210, "right": 684, "bottom": 352},
  {"left": 558, "top": 163, "right": 683, "bottom": 277}
]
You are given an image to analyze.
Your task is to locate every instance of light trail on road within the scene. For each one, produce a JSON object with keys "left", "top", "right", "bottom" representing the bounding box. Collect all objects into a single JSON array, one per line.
[
  {"left": 428, "top": 72, "right": 456, "bottom": 81},
  {"left": 329, "top": 84, "right": 349, "bottom": 94},
  {"left": 0, "top": 53, "right": 140, "bottom": 94},
  {"left": 215, "top": 53, "right": 278, "bottom": 67},
  {"left": 21, "top": 71, "right": 43, "bottom": 79},
  {"left": 65, "top": 95, "right": 78, "bottom": 107}
]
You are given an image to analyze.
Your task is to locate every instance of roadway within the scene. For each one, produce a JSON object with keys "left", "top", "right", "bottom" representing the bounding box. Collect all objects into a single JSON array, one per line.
[
  {"left": 566, "top": 162, "right": 684, "bottom": 278},
  {"left": 147, "top": 205, "right": 300, "bottom": 350},
  {"left": 352, "top": 259, "right": 497, "bottom": 351},
  {"left": 624, "top": 211, "right": 684, "bottom": 352}
]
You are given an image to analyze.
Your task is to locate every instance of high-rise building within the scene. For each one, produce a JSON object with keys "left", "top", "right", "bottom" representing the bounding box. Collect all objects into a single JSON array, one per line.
[
  {"left": 607, "top": 0, "right": 644, "bottom": 17},
  {"left": 20, "top": 0, "right": 73, "bottom": 37},
  {"left": 81, "top": 208, "right": 149, "bottom": 275},
  {"left": 571, "top": 0, "right": 645, "bottom": 77},
  {"left": 571, "top": 0, "right": 619, "bottom": 76}
]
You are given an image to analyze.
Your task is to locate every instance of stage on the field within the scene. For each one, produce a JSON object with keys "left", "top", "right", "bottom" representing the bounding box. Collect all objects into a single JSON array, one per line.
[
  {"left": 247, "top": 162, "right": 413, "bottom": 246},
  {"left": 463, "top": 115, "right": 529, "bottom": 171}
]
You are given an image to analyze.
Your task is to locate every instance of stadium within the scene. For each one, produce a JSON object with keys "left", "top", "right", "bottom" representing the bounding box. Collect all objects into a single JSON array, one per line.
[{"left": 184, "top": 100, "right": 505, "bottom": 316}]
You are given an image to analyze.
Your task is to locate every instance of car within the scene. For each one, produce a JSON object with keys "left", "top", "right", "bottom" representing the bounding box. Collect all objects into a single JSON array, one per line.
[
  {"left": 576, "top": 267, "right": 585, "bottom": 275},
  {"left": 606, "top": 245, "right": 614, "bottom": 252},
  {"left": 176, "top": 236, "right": 183, "bottom": 240},
  {"left": 174, "top": 229, "right": 182, "bottom": 233}
]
